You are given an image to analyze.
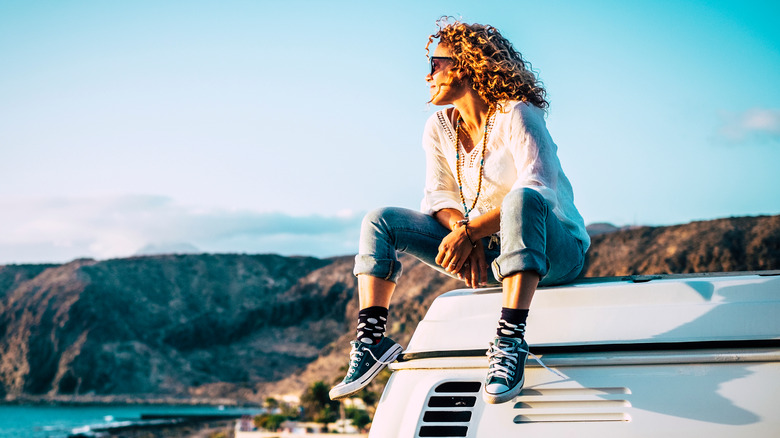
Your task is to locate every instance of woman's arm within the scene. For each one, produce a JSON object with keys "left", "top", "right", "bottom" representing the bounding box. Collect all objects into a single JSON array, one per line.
[
  {"left": 508, "top": 103, "right": 561, "bottom": 208},
  {"left": 433, "top": 207, "right": 500, "bottom": 236},
  {"left": 464, "top": 209, "right": 500, "bottom": 239},
  {"left": 433, "top": 208, "right": 464, "bottom": 231}
]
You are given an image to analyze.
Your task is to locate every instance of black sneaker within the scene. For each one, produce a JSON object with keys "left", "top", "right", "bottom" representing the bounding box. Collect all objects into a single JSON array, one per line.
[
  {"left": 329, "top": 337, "right": 403, "bottom": 400},
  {"left": 483, "top": 336, "right": 529, "bottom": 404}
]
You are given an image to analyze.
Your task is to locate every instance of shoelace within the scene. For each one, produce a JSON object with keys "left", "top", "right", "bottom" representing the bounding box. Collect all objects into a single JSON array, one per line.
[
  {"left": 487, "top": 341, "right": 566, "bottom": 380},
  {"left": 486, "top": 341, "right": 520, "bottom": 381},
  {"left": 365, "top": 344, "right": 400, "bottom": 365},
  {"left": 346, "top": 344, "right": 364, "bottom": 377},
  {"left": 347, "top": 342, "right": 399, "bottom": 377}
]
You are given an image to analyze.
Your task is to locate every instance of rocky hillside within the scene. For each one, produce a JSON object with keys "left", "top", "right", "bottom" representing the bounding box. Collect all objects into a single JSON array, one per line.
[
  {"left": 0, "top": 254, "right": 334, "bottom": 403},
  {"left": 1, "top": 215, "right": 778, "bottom": 404},
  {"left": 584, "top": 215, "right": 780, "bottom": 276}
]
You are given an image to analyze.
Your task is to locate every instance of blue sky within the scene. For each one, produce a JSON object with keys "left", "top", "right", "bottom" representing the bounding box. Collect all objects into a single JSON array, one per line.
[{"left": 1, "top": 0, "right": 778, "bottom": 264}]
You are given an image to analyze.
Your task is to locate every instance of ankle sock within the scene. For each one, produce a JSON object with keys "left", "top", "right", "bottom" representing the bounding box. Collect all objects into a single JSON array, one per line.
[
  {"left": 357, "top": 306, "right": 388, "bottom": 345},
  {"left": 497, "top": 307, "right": 528, "bottom": 339}
]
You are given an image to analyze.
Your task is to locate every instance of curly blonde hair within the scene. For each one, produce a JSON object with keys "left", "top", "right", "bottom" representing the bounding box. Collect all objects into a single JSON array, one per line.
[{"left": 427, "top": 18, "right": 549, "bottom": 110}]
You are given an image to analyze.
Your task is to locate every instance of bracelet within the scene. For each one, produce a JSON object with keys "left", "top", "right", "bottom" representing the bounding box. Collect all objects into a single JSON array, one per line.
[
  {"left": 464, "top": 225, "right": 477, "bottom": 247},
  {"left": 455, "top": 219, "right": 477, "bottom": 247}
]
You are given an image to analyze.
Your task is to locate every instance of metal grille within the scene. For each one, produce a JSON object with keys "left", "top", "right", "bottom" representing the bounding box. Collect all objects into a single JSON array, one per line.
[{"left": 418, "top": 381, "right": 481, "bottom": 437}]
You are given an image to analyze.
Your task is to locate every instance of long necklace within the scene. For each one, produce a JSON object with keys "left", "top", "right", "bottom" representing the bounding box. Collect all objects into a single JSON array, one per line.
[{"left": 455, "top": 107, "right": 495, "bottom": 219}]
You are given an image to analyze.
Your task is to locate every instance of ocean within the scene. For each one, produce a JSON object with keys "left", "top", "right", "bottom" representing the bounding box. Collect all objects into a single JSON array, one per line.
[{"left": 0, "top": 404, "right": 262, "bottom": 438}]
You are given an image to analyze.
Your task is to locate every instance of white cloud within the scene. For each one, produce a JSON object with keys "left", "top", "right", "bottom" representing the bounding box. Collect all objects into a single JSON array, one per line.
[
  {"left": 0, "top": 195, "right": 363, "bottom": 264},
  {"left": 718, "top": 108, "right": 780, "bottom": 144}
]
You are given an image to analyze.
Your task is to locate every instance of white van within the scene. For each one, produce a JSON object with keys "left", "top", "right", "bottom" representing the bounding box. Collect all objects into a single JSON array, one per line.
[{"left": 369, "top": 271, "right": 780, "bottom": 437}]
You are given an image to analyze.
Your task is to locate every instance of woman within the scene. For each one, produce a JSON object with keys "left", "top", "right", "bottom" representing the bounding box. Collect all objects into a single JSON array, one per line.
[{"left": 329, "top": 19, "right": 590, "bottom": 405}]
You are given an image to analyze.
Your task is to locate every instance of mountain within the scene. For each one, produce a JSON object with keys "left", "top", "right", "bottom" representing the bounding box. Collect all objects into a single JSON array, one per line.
[
  {"left": 1, "top": 215, "right": 778, "bottom": 404},
  {"left": 0, "top": 254, "right": 333, "bottom": 403},
  {"left": 584, "top": 215, "right": 780, "bottom": 276},
  {"left": 585, "top": 222, "right": 635, "bottom": 237}
]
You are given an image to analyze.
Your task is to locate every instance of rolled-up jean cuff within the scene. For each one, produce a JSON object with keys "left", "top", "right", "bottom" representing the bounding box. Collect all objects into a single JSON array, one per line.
[
  {"left": 491, "top": 248, "right": 548, "bottom": 281},
  {"left": 353, "top": 255, "right": 402, "bottom": 283}
]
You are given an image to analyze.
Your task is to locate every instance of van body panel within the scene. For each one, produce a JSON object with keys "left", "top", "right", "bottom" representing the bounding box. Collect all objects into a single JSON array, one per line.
[
  {"left": 370, "top": 272, "right": 780, "bottom": 437},
  {"left": 372, "top": 358, "right": 780, "bottom": 437}
]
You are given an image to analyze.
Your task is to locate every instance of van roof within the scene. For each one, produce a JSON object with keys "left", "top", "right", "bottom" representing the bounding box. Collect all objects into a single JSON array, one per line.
[{"left": 404, "top": 271, "right": 780, "bottom": 354}]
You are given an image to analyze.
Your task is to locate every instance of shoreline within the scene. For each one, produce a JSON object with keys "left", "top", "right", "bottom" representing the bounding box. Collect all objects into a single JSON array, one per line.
[
  {"left": 2, "top": 394, "right": 262, "bottom": 408},
  {"left": 67, "top": 415, "right": 240, "bottom": 438},
  {"left": 0, "top": 404, "right": 256, "bottom": 438}
]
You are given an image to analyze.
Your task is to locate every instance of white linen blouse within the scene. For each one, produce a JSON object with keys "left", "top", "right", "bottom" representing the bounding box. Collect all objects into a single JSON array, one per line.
[{"left": 420, "top": 100, "right": 590, "bottom": 251}]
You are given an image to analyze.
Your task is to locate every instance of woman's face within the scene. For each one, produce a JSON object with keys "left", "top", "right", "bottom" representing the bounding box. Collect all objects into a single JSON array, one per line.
[{"left": 427, "top": 44, "right": 463, "bottom": 105}]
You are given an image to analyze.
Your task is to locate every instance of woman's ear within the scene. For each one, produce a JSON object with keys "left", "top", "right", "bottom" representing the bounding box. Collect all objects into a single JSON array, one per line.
[
  {"left": 442, "top": 68, "right": 470, "bottom": 91},
  {"left": 453, "top": 68, "right": 471, "bottom": 85},
  {"left": 440, "top": 70, "right": 458, "bottom": 88}
]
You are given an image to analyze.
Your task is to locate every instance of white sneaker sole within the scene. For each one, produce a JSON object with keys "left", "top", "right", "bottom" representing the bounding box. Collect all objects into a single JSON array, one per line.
[
  {"left": 482, "top": 374, "right": 525, "bottom": 404},
  {"left": 329, "top": 343, "right": 403, "bottom": 400}
]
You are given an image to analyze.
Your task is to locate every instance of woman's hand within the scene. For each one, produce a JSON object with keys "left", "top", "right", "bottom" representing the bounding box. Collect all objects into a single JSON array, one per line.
[
  {"left": 432, "top": 208, "right": 498, "bottom": 288},
  {"left": 458, "top": 240, "right": 488, "bottom": 288},
  {"left": 435, "top": 225, "right": 473, "bottom": 276}
]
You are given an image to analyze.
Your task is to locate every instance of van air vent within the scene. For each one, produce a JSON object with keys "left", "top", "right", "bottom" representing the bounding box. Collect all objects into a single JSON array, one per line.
[
  {"left": 512, "top": 387, "right": 632, "bottom": 424},
  {"left": 418, "top": 381, "right": 481, "bottom": 438}
]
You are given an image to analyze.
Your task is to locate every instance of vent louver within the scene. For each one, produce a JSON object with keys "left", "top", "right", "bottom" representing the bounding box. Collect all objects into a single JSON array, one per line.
[
  {"left": 418, "top": 381, "right": 481, "bottom": 437},
  {"left": 513, "top": 387, "right": 632, "bottom": 423},
  {"left": 418, "top": 382, "right": 631, "bottom": 436}
]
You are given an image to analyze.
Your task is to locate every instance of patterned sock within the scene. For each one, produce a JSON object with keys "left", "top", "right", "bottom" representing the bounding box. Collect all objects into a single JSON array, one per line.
[
  {"left": 357, "top": 306, "right": 388, "bottom": 345},
  {"left": 496, "top": 307, "right": 529, "bottom": 339}
]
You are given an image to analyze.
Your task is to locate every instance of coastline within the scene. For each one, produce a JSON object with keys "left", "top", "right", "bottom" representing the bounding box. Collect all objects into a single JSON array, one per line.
[
  {"left": 67, "top": 416, "right": 238, "bottom": 438},
  {"left": 2, "top": 394, "right": 261, "bottom": 407},
  {"left": 0, "top": 403, "right": 261, "bottom": 438}
]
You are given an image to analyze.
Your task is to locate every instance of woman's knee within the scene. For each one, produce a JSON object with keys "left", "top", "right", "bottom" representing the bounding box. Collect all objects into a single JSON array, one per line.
[
  {"left": 362, "top": 207, "right": 408, "bottom": 231},
  {"left": 502, "top": 188, "right": 547, "bottom": 215}
]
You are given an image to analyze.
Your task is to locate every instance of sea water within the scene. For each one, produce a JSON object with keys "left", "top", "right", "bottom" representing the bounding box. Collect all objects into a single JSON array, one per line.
[{"left": 0, "top": 404, "right": 262, "bottom": 438}]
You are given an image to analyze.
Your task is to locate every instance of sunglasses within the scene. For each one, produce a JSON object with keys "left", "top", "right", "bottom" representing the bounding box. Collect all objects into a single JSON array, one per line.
[{"left": 429, "top": 56, "right": 453, "bottom": 76}]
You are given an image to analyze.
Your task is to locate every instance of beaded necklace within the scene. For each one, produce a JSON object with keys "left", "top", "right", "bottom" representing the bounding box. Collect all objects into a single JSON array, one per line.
[{"left": 455, "top": 107, "right": 495, "bottom": 219}]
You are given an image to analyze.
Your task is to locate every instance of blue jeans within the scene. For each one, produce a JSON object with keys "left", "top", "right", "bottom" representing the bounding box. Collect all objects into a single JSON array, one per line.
[{"left": 354, "top": 188, "right": 585, "bottom": 287}]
